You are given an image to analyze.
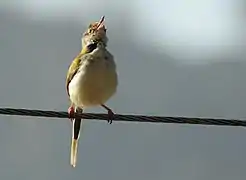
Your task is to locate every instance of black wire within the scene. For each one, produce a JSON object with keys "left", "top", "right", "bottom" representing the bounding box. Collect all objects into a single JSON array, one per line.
[{"left": 0, "top": 107, "right": 245, "bottom": 127}]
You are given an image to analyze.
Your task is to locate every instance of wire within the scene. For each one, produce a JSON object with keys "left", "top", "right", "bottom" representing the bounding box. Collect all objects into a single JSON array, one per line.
[{"left": 0, "top": 107, "right": 245, "bottom": 127}]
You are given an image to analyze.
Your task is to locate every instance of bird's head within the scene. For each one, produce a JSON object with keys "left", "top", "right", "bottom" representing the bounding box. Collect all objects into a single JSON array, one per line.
[{"left": 82, "top": 16, "right": 108, "bottom": 47}]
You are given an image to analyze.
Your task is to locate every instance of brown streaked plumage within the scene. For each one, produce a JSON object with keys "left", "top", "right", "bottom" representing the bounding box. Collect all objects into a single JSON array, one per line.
[{"left": 82, "top": 16, "right": 108, "bottom": 48}]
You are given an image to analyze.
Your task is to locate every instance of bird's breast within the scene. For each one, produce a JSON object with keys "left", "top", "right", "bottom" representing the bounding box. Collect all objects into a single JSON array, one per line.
[{"left": 68, "top": 55, "right": 117, "bottom": 108}]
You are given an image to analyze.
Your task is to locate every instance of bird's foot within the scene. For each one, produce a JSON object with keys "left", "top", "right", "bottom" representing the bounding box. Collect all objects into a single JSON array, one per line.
[
  {"left": 68, "top": 106, "right": 75, "bottom": 121},
  {"left": 106, "top": 109, "right": 114, "bottom": 124},
  {"left": 101, "top": 104, "right": 114, "bottom": 124}
]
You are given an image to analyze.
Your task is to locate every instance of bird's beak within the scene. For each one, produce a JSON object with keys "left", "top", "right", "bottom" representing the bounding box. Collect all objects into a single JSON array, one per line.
[{"left": 96, "top": 16, "right": 105, "bottom": 30}]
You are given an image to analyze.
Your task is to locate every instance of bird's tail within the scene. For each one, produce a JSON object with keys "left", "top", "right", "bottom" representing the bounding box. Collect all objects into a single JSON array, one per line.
[{"left": 70, "top": 108, "right": 83, "bottom": 168}]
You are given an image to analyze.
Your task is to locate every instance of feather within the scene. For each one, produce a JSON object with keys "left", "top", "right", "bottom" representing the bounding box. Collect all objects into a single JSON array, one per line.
[
  {"left": 66, "top": 42, "right": 98, "bottom": 96},
  {"left": 70, "top": 108, "right": 83, "bottom": 167}
]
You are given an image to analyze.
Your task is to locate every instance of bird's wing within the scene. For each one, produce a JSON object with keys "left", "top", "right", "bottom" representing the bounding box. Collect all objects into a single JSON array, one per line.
[
  {"left": 66, "top": 54, "right": 83, "bottom": 97},
  {"left": 66, "top": 42, "right": 98, "bottom": 97},
  {"left": 66, "top": 52, "right": 95, "bottom": 97}
]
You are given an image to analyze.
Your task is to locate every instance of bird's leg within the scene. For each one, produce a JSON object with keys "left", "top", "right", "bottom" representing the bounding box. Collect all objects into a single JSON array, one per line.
[
  {"left": 101, "top": 104, "right": 114, "bottom": 124},
  {"left": 68, "top": 106, "right": 75, "bottom": 121}
]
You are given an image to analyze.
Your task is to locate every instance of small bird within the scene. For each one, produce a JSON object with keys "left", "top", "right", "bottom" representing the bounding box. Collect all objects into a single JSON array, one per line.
[{"left": 66, "top": 16, "right": 118, "bottom": 167}]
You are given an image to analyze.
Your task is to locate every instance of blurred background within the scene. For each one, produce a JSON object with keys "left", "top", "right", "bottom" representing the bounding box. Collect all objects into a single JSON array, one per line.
[{"left": 0, "top": 0, "right": 246, "bottom": 179}]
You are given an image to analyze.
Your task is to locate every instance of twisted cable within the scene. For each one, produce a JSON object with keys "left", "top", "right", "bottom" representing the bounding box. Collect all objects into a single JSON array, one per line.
[{"left": 0, "top": 108, "right": 245, "bottom": 127}]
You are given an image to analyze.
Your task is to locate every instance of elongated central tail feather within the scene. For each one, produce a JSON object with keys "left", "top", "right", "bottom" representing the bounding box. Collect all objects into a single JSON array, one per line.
[{"left": 70, "top": 108, "right": 83, "bottom": 167}]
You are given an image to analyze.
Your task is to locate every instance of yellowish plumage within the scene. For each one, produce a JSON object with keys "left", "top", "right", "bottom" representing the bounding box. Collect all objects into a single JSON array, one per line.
[
  {"left": 66, "top": 47, "right": 95, "bottom": 97},
  {"left": 70, "top": 137, "right": 79, "bottom": 167},
  {"left": 68, "top": 44, "right": 117, "bottom": 107},
  {"left": 66, "top": 16, "right": 117, "bottom": 168}
]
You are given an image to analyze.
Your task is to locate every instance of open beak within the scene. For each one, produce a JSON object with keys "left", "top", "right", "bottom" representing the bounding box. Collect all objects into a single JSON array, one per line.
[{"left": 96, "top": 16, "right": 105, "bottom": 30}]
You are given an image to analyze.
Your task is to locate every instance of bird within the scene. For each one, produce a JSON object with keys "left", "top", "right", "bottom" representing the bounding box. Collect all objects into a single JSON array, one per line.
[{"left": 65, "top": 16, "right": 118, "bottom": 167}]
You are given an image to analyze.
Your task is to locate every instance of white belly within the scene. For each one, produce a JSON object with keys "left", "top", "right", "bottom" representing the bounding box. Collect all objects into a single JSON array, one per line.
[{"left": 68, "top": 58, "right": 118, "bottom": 108}]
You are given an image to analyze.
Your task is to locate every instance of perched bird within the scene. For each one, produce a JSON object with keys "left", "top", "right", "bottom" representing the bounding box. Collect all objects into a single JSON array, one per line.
[{"left": 66, "top": 16, "right": 118, "bottom": 167}]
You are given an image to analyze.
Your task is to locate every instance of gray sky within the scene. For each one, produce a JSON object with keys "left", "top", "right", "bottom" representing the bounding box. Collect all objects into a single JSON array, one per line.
[{"left": 0, "top": 1, "right": 246, "bottom": 180}]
